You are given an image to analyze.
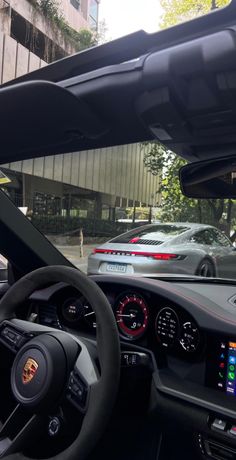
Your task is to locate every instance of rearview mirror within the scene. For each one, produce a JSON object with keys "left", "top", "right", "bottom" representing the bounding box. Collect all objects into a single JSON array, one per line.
[{"left": 180, "top": 156, "right": 236, "bottom": 199}]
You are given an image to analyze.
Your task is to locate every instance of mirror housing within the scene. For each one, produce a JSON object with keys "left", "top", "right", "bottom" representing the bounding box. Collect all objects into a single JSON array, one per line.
[{"left": 180, "top": 156, "right": 236, "bottom": 199}]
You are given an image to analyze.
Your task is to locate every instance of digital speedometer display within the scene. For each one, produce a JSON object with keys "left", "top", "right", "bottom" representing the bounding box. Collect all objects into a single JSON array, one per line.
[
  {"left": 155, "top": 307, "right": 179, "bottom": 348},
  {"left": 115, "top": 293, "right": 149, "bottom": 340}
]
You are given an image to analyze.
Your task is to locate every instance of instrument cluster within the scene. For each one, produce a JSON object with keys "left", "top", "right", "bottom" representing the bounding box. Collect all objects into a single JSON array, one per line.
[{"left": 29, "top": 288, "right": 201, "bottom": 356}]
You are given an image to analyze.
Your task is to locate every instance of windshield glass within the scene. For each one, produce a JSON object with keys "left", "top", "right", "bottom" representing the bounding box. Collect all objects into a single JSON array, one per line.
[
  {"left": 0, "top": 0, "right": 234, "bottom": 281},
  {"left": 2, "top": 142, "right": 236, "bottom": 280}
]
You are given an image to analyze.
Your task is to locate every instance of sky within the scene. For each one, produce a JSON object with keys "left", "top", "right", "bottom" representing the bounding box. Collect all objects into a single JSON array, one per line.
[{"left": 99, "top": 0, "right": 163, "bottom": 41}]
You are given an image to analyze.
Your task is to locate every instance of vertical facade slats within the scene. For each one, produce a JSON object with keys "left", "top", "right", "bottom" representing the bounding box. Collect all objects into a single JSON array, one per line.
[
  {"left": 92, "top": 148, "right": 100, "bottom": 191},
  {"left": 44, "top": 156, "right": 54, "bottom": 181},
  {"left": 77, "top": 150, "right": 87, "bottom": 189},
  {"left": 5, "top": 143, "right": 160, "bottom": 205},
  {"left": 62, "top": 152, "right": 72, "bottom": 185},
  {"left": 52, "top": 154, "right": 63, "bottom": 182},
  {"left": 15, "top": 43, "right": 29, "bottom": 77},
  {"left": 2, "top": 34, "right": 17, "bottom": 83},
  {"left": 71, "top": 152, "right": 80, "bottom": 187},
  {"left": 0, "top": 31, "right": 4, "bottom": 84}
]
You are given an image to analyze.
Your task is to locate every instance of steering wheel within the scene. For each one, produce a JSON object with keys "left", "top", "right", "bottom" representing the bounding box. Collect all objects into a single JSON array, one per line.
[{"left": 0, "top": 266, "right": 120, "bottom": 460}]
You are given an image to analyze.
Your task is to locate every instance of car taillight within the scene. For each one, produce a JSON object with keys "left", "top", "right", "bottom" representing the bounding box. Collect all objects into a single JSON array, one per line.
[
  {"left": 93, "top": 249, "right": 184, "bottom": 260},
  {"left": 152, "top": 253, "right": 179, "bottom": 260}
]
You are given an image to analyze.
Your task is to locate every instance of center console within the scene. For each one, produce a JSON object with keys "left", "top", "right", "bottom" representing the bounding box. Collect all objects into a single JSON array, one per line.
[
  {"left": 154, "top": 334, "right": 236, "bottom": 460},
  {"left": 206, "top": 338, "right": 236, "bottom": 396},
  {"left": 200, "top": 337, "right": 236, "bottom": 459}
]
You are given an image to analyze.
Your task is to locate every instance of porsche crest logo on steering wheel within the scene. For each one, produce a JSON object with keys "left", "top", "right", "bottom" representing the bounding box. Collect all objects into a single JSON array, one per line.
[{"left": 22, "top": 358, "right": 38, "bottom": 384}]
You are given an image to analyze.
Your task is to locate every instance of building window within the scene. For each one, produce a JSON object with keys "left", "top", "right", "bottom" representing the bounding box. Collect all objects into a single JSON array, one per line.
[
  {"left": 89, "top": 0, "right": 98, "bottom": 30},
  {"left": 70, "top": 0, "right": 80, "bottom": 10},
  {"left": 10, "top": 9, "right": 66, "bottom": 63},
  {"left": 33, "top": 192, "right": 61, "bottom": 216}
]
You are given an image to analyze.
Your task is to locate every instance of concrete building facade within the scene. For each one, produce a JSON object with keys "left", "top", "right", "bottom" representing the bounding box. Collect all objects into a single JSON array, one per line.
[{"left": 0, "top": 0, "right": 160, "bottom": 230}]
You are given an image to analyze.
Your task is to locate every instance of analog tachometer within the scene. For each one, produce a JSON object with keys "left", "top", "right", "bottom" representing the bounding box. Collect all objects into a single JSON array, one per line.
[{"left": 115, "top": 293, "right": 149, "bottom": 340}]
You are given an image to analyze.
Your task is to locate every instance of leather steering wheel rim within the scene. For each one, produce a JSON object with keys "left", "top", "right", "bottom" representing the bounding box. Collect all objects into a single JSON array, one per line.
[{"left": 0, "top": 266, "right": 120, "bottom": 460}]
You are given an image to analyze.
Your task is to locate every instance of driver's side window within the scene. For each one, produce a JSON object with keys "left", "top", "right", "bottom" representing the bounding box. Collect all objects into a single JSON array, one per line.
[{"left": 191, "top": 230, "right": 209, "bottom": 245}]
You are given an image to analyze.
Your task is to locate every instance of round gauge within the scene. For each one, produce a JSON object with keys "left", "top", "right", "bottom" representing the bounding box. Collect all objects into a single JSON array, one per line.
[
  {"left": 62, "top": 297, "right": 85, "bottom": 323},
  {"left": 179, "top": 322, "right": 200, "bottom": 352},
  {"left": 155, "top": 307, "right": 179, "bottom": 348},
  {"left": 115, "top": 293, "right": 149, "bottom": 340},
  {"left": 61, "top": 297, "right": 95, "bottom": 327},
  {"left": 80, "top": 298, "right": 96, "bottom": 329}
]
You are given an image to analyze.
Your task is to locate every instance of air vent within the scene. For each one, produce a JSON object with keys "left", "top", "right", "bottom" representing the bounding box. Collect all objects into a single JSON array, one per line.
[
  {"left": 134, "top": 239, "right": 163, "bottom": 245},
  {"left": 38, "top": 303, "right": 62, "bottom": 329}
]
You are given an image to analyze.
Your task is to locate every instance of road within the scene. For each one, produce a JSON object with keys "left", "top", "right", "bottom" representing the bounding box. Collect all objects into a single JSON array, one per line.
[{"left": 56, "top": 244, "right": 96, "bottom": 273}]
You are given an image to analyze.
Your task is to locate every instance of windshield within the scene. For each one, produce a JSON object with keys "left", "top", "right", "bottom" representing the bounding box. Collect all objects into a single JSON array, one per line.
[{"left": 0, "top": 0, "right": 234, "bottom": 281}]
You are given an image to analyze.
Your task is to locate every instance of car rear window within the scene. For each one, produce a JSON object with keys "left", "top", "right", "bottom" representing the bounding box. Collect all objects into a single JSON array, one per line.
[{"left": 111, "top": 225, "right": 190, "bottom": 244}]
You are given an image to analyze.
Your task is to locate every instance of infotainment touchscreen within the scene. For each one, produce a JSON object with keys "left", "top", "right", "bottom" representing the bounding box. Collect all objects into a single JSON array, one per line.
[{"left": 206, "top": 339, "right": 236, "bottom": 395}]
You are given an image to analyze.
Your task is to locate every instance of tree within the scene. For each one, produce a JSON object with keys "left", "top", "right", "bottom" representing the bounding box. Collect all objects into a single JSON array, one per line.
[
  {"left": 143, "top": 143, "right": 227, "bottom": 227},
  {"left": 96, "top": 19, "right": 108, "bottom": 45},
  {"left": 160, "top": 0, "right": 230, "bottom": 29},
  {"left": 30, "top": 0, "right": 97, "bottom": 52}
]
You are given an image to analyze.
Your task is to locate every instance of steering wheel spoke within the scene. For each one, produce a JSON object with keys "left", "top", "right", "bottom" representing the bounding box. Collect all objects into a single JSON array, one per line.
[
  {"left": 66, "top": 370, "right": 89, "bottom": 413},
  {"left": 0, "top": 404, "right": 44, "bottom": 458},
  {"left": 66, "top": 338, "right": 99, "bottom": 414},
  {"left": 0, "top": 318, "right": 58, "bottom": 354}
]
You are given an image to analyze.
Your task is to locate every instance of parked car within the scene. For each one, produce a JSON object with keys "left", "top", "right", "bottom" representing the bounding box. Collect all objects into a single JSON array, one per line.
[{"left": 88, "top": 222, "right": 236, "bottom": 278}]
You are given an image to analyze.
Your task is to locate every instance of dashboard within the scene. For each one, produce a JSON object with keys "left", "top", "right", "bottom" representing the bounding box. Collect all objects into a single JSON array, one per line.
[{"left": 18, "top": 274, "right": 236, "bottom": 459}]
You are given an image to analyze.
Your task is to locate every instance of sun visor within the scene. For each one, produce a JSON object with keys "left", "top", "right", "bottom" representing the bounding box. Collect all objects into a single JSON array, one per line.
[{"left": 0, "top": 80, "right": 108, "bottom": 163}]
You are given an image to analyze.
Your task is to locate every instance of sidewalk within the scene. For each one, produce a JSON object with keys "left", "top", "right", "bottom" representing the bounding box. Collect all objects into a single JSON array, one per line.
[{"left": 55, "top": 244, "right": 97, "bottom": 273}]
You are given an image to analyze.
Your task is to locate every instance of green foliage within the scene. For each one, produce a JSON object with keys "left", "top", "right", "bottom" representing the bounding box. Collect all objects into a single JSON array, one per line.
[
  {"left": 160, "top": 0, "right": 230, "bottom": 29},
  {"left": 29, "top": 0, "right": 97, "bottom": 51},
  {"left": 143, "top": 143, "right": 228, "bottom": 227}
]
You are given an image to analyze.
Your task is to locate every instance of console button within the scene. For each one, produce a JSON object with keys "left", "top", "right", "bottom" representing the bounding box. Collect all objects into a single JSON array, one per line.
[
  {"left": 121, "top": 352, "right": 150, "bottom": 367},
  {"left": 229, "top": 426, "right": 236, "bottom": 436},
  {"left": 212, "top": 418, "right": 226, "bottom": 431},
  {"left": 67, "top": 373, "right": 88, "bottom": 409},
  {"left": 205, "top": 440, "right": 236, "bottom": 460},
  {"left": 48, "top": 417, "right": 61, "bottom": 437}
]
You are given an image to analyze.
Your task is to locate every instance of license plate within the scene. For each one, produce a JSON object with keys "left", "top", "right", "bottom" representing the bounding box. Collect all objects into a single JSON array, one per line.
[{"left": 106, "top": 263, "right": 127, "bottom": 273}]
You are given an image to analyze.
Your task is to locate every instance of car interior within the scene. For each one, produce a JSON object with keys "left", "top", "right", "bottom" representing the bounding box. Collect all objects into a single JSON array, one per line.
[{"left": 1, "top": 2, "right": 236, "bottom": 460}]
